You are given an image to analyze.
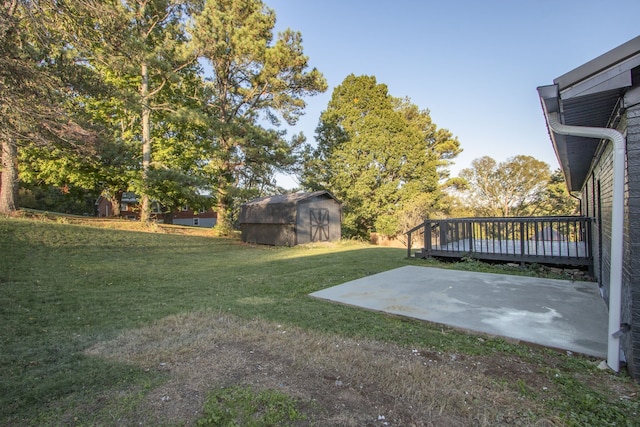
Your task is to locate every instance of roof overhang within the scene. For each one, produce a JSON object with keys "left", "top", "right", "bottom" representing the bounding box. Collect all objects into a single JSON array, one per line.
[{"left": 537, "top": 35, "right": 640, "bottom": 192}]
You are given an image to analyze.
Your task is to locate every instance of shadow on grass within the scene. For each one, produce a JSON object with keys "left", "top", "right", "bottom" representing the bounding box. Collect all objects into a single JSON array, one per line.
[{"left": 1, "top": 217, "right": 636, "bottom": 425}]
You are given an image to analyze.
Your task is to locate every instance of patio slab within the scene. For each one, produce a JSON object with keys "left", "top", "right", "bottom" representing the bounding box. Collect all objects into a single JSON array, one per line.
[{"left": 310, "top": 266, "right": 608, "bottom": 358}]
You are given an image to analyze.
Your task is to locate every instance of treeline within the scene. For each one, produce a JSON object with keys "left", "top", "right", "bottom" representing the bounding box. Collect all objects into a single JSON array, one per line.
[
  {"left": 302, "top": 75, "right": 577, "bottom": 239},
  {"left": 1, "top": 0, "right": 326, "bottom": 232},
  {"left": 0, "top": 1, "right": 576, "bottom": 238}
]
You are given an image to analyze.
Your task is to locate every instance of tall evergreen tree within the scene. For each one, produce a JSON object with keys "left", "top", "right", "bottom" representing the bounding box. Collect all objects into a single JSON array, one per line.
[
  {"left": 110, "top": 0, "right": 198, "bottom": 222},
  {"left": 142, "top": 63, "right": 214, "bottom": 222},
  {"left": 538, "top": 168, "right": 579, "bottom": 216},
  {"left": 191, "top": 0, "right": 327, "bottom": 232},
  {"left": 0, "top": 1, "right": 103, "bottom": 214}
]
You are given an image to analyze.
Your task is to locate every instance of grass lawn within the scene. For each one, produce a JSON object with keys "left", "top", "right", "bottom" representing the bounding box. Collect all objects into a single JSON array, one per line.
[{"left": 1, "top": 215, "right": 638, "bottom": 426}]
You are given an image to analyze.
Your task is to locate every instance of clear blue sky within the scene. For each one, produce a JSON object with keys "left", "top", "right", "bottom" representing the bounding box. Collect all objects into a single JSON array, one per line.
[{"left": 264, "top": 0, "right": 640, "bottom": 188}]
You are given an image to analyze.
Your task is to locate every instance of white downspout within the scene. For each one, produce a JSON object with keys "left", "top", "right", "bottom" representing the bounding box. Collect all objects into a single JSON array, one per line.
[{"left": 546, "top": 112, "right": 625, "bottom": 372}]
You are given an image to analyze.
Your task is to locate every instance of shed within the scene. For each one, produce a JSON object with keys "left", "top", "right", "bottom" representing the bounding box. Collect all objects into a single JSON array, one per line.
[
  {"left": 538, "top": 35, "right": 640, "bottom": 380},
  {"left": 239, "top": 191, "right": 341, "bottom": 246}
]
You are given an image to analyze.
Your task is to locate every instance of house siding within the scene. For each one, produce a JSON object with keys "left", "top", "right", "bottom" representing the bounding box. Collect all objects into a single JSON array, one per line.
[
  {"left": 173, "top": 217, "right": 217, "bottom": 228},
  {"left": 582, "top": 176, "right": 603, "bottom": 282},
  {"left": 583, "top": 104, "right": 640, "bottom": 378},
  {"left": 95, "top": 196, "right": 216, "bottom": 227},
  {"left": 624, "top": 104, "right": 640, "bottom": 378},
  {"left": 172, "top": 208, "right": 217, "bottom": 228},
  {"left": 588, "top": 142, "right": 614, "bottom": 300}
]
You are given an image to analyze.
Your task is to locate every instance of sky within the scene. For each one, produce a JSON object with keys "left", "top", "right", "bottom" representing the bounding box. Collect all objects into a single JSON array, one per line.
[{"left": 262, "top": 0, "right": 640, "bottom": 189}]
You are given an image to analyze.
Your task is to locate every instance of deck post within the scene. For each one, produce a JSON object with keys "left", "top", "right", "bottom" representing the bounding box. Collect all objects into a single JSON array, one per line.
[
  {"left": 439, "top": 221, "right": 448, "bottom": 246},
  {"left": 407, "top": 231, "right": 412, "bottom": 258},
  {"left": 424, "top": 219, "right": 432, "bottom": 256}
]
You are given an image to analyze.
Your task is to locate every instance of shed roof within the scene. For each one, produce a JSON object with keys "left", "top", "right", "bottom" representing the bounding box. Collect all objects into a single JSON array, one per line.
[
  {"left": 242, "top": 190, "right": 340, "bottom": 207},
  {"left": 239, "top": 191, "right": 340, "bottom": 225},
  {"left": 537, "top": 35, "right": 640, "bottom": 191}
]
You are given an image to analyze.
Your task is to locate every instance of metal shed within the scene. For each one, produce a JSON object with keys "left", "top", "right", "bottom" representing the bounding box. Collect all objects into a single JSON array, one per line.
[{"left": 239, "top": 191, "right": 341, "bottom": 246}]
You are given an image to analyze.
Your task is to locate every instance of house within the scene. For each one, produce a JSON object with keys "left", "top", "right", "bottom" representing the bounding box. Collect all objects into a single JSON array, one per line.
[
  {"left": 96, "top": 192, "right": 142, "bottom": 220},
  {"left": 96, "top": 192, "right": 217, "bottom": 227},
  {"left": 537, "top": 35, "right": 640, "bottom": 379},
  {"left": 171, "top": 205, "right": 217, "bottom": 228},
  {"left": 238, "top": 191, "right": 341, "bottom": 246}
]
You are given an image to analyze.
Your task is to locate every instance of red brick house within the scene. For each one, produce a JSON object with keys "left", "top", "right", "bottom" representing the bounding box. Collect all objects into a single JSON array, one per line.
[{"left": 96, "top": 192, "right": 217, "bottom": 227}]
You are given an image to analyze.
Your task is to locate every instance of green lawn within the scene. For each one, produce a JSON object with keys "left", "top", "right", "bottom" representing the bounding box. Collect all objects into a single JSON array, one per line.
[{"left": 1, "top": 216, "right": 638, "bottom": 426}]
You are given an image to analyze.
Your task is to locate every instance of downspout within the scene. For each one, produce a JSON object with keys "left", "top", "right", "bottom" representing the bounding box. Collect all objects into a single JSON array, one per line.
[{"left": 546, "top": 112, "right": 625, "bottom": 372}]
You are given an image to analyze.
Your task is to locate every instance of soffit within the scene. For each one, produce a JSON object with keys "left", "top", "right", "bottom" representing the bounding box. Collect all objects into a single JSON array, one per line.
[{"left": 539, "top": 36, "right": 640, "bottom": 192}]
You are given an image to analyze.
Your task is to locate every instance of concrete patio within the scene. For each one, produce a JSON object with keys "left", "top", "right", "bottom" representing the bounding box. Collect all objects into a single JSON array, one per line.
[{"left": 310, "top": 266, "right": 608, "bottom": 358}]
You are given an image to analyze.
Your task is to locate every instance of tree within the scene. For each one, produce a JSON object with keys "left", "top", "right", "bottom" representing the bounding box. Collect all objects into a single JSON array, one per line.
[
  {"left": 191, "top": 0, "right": 327, "bottom": 232},
  {"left": 17, "top": 136, "right": 138, "bottom": 217},
  {"left": 458, "top": 155, "right": 551, "bottom": 217},
  {"left": 538, "top": 169, "right": 579, "bottom": 215},
  {"left": 303, "top": 74, "right": 461, "bottom": 238},
  {"left": 144, "top": 72, "right": 214, "bottom": 222},
  {"left": 0, "top": 1, "right": 103, "bottom": 214},
  {"left": 97, "top": 0, "right": 198, "bottom": 223}
]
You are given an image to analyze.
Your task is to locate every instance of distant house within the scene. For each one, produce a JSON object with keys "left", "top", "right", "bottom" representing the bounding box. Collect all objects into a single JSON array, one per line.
[
  {"left": 172, "top": 204, "right": 217, "bottom": 228},
  {"left": 96, "top": 193, "right": 141, "bottom": 220},
  {"left": 96, "top": 192, "right": 216, "bottom": 228},
  {"left": 238, "top": 191, "right": 341, "bottom": 246},
  {"left": 538, "top": 36, "right": 640, "bottom": 379}
]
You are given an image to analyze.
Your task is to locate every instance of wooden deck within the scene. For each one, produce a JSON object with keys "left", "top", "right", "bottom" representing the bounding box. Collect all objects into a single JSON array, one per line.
[{"left": 406, "top": 216, "right": 593, "bottom": 268}]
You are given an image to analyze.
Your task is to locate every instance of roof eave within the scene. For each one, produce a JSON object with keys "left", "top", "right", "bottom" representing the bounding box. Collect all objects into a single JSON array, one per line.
[
  {"left": 537, "top": 85, "right": 577, "bottom": 191},
  {"left": 538, "top": 36, "right": 640, "bottom": 192},
  {"left": 554, "top": 35, "right": 640, "bottom": 90}
]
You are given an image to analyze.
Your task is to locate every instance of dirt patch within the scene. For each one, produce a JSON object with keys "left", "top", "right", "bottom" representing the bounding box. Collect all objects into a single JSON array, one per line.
[{"left": 85, "top": 312, "right": 632, "bottom": 426}]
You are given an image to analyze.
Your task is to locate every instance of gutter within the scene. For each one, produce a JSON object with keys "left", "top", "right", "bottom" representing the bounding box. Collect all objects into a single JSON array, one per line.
[{"left": 544, "top": 111, "right": 625, "bottom": 372}]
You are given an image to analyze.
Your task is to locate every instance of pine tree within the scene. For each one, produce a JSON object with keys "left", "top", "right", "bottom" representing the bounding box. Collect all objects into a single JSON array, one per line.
[
  {"left": 0, "top": 1, "right": 104, "bottom": 214},
  {"left": 191, "top": 0, "right": 327, "bottom": 232}
]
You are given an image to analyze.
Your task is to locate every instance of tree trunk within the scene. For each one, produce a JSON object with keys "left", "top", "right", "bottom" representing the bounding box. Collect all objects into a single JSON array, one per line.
[
  {"left": 140, "top": 61, "right": 151, "bottom": 223},
  {"left": 215, "top": 176, "right": 232, "bottom": 233},
  {"left": 109, "top": 190, "right": 123, "bottom": 217},
  {"left": 0, "top": 139, "right": 18, "bottom": 214}
]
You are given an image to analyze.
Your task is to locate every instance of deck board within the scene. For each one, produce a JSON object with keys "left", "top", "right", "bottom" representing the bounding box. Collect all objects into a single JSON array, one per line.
[{"left": 436, "top": 238, "right": 588, "bottom": 258}]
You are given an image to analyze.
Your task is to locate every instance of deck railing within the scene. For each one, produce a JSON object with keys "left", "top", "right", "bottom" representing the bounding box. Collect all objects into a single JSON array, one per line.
[{"left": 406, "top": 216, "right": 593, "bottom": 267}]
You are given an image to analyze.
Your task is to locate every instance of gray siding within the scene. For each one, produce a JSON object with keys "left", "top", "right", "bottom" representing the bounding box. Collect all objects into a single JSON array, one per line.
[
  {"left": 242, "top": 224, "right": 297, "bottom": 246},
  {"left": 590, "top": 142, "right": 614, "bottom": 300},
  {"left": 240, "top": 202, "right": 296, "bottom": 224},
  {"left": 239, "top": 191, "right": 342, "bottom": 246},
  {"left": 173, "top": 218, "right": 217, "bottom": 228},
  {"left": 602, "top": 143, "right": 615, "bottom": 301},
  {"left": 295, "top": 198, "right": 342, "bottom": 245},
  {"left": 582, "top": 176, "right": 602, "bottom": 282},
  {"left": 583, "top": 104, "right": 640, "bottom": 378},
  {"left": 624, "top": 104, "right": 640, "bottom": 378}
]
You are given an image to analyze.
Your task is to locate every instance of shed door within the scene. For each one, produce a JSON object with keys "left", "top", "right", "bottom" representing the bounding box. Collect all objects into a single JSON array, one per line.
[{"left": 310, "top": 208, "right": 330, "bottom": 242}]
